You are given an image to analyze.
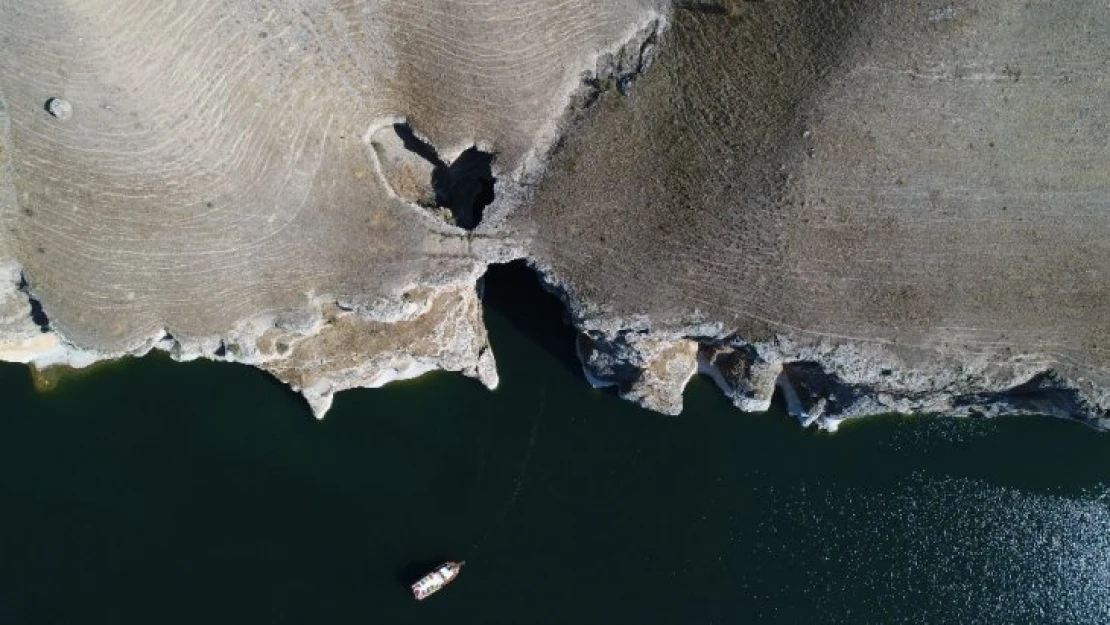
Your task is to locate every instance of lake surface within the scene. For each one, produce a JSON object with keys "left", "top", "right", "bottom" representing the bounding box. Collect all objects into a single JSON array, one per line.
[{"left": 2, "top": 263, "right": 1109, "bottom": 624}]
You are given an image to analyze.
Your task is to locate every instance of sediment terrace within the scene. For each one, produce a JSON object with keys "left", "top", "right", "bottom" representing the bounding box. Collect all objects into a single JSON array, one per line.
[{"left": 1, "top": 0, "right": 1107, "bottom": 427}]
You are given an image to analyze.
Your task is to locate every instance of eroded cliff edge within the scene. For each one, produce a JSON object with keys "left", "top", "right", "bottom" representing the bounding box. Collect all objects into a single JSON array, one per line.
[
  {"left": 510, "top": 1, "right": 1110, "bottom": 429},
  {"left": 1, "top": 1, "right": 1107, "bottom": 429},
  {"left": 0, "top": 0, "right": 663, "bottom": 414}
]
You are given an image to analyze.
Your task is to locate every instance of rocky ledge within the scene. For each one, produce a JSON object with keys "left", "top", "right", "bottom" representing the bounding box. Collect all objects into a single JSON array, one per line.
[
  {"left": 1, "top": 1, "right": 1107, "bottom": 429},
  {"left": 570, "top": 322, "right": 1109, "bottom": 431}
]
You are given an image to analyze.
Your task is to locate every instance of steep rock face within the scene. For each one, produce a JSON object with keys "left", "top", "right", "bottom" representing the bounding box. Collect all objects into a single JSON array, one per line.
[
  {"left": 261, "top": 282, "right": 498, "bottom": 417},
  {"left": 578, "top": 331, "right": 698, "bottom": 415},
  {"left": 698, "top": 343, "right": 782, "bottom": 413},
  {"left": 0, "top": 262, "right": 63, "bottom": 363},
  {"left": 510, "top": 1, "right": 1109, "bottom": 427}
]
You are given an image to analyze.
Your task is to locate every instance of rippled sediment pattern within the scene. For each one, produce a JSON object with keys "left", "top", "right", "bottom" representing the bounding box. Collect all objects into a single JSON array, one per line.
[
  {"left": 2, "top": 0, "right": 1107, "bottom": 421},
  {"left": 0, "top": 0, "right": 656, "bottom": 350},
  {"left": 514, "top": 0, "right": 1110, "bottom": 408}
]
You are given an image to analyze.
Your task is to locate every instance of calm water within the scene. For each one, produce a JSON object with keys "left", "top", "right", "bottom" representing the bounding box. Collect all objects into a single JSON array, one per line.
[{"left": 2, "top": 263, "right": 1109, "bottom": 624}]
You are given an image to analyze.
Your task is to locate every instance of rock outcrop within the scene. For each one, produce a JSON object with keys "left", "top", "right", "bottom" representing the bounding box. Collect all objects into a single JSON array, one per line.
[
  {"left": 578, "top": 331, "right": 698, "bottom": 415},
  {"left": 1, "top": 1, "right": 1107, "bottom": 429},
  {"left": 0, "top": 0, "right": 662, "bottom": 415},
  {"left": 509, "top": 0, "right": 1109, "bottom": 428}
]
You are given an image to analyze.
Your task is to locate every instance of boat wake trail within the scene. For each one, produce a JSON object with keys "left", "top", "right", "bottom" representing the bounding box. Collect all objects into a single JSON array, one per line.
[{"left": 471, "top": 390, "right": 547, "bottom": 553}]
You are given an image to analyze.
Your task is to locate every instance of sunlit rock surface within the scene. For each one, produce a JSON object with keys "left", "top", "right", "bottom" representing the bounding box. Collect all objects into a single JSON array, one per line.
[
  {"left": 1, "top": 0, "right": 1107, "bottom": 426},
  {"left": 508, "top": 0, "right": 1109, "bottom": 426},
  {"left": 0, "top": 0, "right": 661, "bottom": 415}
]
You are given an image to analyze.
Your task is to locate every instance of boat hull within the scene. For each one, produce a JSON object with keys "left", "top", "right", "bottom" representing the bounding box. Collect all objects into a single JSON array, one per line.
[{"left": 411, "top": 561, "right": 464, "bottom": 601}]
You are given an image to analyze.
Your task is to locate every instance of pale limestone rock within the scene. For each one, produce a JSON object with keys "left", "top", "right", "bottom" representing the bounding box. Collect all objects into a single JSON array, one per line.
[
  {"left": 368, "top": 122, "right": 439, "bottom": 208},
  {"left": 262, "top": 284, "right": 496, "bottom": 419},
  {"left": 512, "top": 0, "right": 1109, "bottom": 428},
  {"left": 0, "top": 1, "right": 1106, "bottom": 429},
  {"left": 0, "top": 0, "right": 660, "bottom": 414},
  {"left": 578, "top": 331, "right": 697, "bottom": 415},
  {"left": 698, "top": 344, "right": 782, "bottom": 412}
]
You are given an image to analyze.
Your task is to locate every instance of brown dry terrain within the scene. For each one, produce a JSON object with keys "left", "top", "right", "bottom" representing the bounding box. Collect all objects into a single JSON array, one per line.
[
  {"left": 0, "top": 0, "right": 660, "bottom": 412},
  {"left": 1, "top": 0, "right": 1106, "bottom": 424},
  {"left": 510, "top": 1, "right": 1109, "bottom": 424}
]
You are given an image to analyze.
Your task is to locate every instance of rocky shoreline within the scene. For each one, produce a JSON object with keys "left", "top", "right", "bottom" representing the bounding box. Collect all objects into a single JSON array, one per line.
[
  {"left": 7, "top": 250, "right": 1106, "bottom": 431},
  {"left": 2, "top": 1, "right": 1107, "bottom": 430},
  {"left": 525, "top": 258, "right": 1110, "bottom": 431}
]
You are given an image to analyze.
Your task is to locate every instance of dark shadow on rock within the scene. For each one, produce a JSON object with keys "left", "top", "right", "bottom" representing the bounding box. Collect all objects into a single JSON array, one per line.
[
  {"left": 482, "top": 261, "right": 584, "bottom": 384},
  {"left": 16, "top": 273, "right": 50, "bottom": 333},
  {"left": 433, "top": 148, "right": 495, "bottom": 230},
  {"left": 388, "top": 122, "right": 495, "bottom": 230},
  {"left": 392, "top": 122, "right": 444, "bottom": 167}
]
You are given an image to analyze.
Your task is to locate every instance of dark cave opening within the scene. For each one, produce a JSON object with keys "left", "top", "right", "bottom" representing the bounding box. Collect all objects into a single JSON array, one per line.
[
  {"left": 482, "top": 260, "right": 583, "bottom": 381},
  {"left": 16, "top": 274, "right": 50, "bottom": 333},
  {"left": 433, "top": 147, "right": 496, "bottom": 230},
  {"left": 390, "top": 122, "right": 496, "bottom": 230}
]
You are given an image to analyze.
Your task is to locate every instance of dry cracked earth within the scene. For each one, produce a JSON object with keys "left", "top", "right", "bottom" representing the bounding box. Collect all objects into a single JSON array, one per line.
[{"left": 0, "top": 0, "right": 1107, "bottom": 428}]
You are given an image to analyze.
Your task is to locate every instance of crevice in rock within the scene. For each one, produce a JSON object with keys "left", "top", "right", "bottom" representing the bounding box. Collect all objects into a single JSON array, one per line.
[
  {"left": 433, "top": 147, "right": 495, "bottom": 230},
  {"left": 471, "top": 254, "right": 1110, "bottom": 429},
  {"left": 16, "top": 273, "right": 50, "bottom": 333},
  {"left": 506, "top": 255, "right": 1109, "bottom": 430},
  {"left": 391, "top": 122, "right": 442, "bottom": 166},
  {"left": 766, "top": 360, "right": 1108, "bottom": 429},
  {"left": 781, "top": 360, "right": 856, "bottom": 407},
  {"left": 373, "top": 122, "right": 496, "bottom": 230},
  {"left": 954, "top": 371, "right": 1098, "bottom": 421},
  {"left": 579, "top": 19, "right": 661, "bottom": 110},
  {"left": 676, "top": 0, "right": 747, "bottom": 17},
  {"left": 481, "top": 260, "right": 582, "bottom": 381}
]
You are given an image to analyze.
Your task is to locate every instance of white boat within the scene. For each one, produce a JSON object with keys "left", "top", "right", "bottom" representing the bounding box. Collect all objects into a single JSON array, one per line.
[{"left": 411, "top": 561, "right": 464, "bottom": 601}]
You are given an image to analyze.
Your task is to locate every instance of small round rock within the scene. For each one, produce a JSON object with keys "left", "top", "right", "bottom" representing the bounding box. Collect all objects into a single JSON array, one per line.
[{"left": 44, "top": 97, "right": 73, "bottom": 120}]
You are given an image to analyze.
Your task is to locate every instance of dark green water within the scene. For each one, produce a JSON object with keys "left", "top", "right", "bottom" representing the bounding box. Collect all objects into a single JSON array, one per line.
[{"left": 2, "top": 263, "right": 1109, "bottom": 624}]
